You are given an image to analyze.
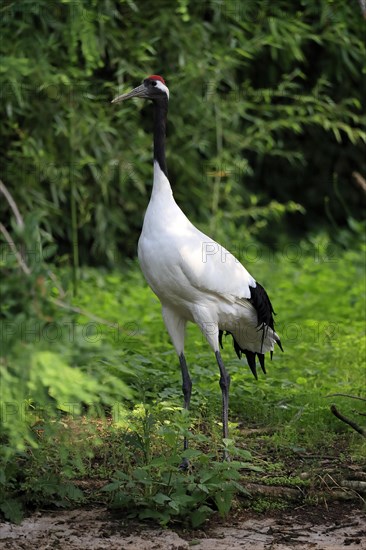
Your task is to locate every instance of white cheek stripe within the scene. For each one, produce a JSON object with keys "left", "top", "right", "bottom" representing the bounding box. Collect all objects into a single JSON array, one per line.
[{"left": 156, "top": 80, "right": 170, "bottom": 99}]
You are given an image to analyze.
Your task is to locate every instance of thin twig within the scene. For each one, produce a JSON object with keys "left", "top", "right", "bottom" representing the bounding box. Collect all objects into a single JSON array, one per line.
[
  {"left": 1, "top": 224, "right": 117, "bottom": 328},
  {"left": 0, "top": 183, "right": 120, "bottom": 330},
  {"left": 358, "top": 0, "right": 366, "bottom": 20},
  {"left": 0, "top": 222, "right": 31, "bottom": 275},
  {"left": 325, "top": 393, "right": 366, "bottom": 402},
  {"left": 0, "top": 222, "right": 116, "bottom": 328},
  {"left": 0, "top": 179, "right": 24, "bottom": 228},
  {"left": 352, "top": 171, "right": 366, "bottom": 194},
  {"left": 330, "top": 404, "right": 366, "bottom": 437},
  {"left": 50, "top": 298, "right": 119, "bottom": 329},
  {"left": 319, "top": 472, "right": 365, "bottom": 504},
  {"left": 47, "top": 269, "right": 66, "bottom": 299}
]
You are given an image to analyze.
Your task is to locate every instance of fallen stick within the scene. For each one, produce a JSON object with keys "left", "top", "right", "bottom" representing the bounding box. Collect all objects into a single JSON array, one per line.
[
  {"left": 339, "top": 480, "right": 366, "bottom": 493},
  {"left": 244, "top": 483, "right": 303, "bottom": 500},
  {"left": 241, "top": 481, "right": 365, "bottom": 502},
  {"left": 330, "top": 404, "right": 366, "bottom": 437}
]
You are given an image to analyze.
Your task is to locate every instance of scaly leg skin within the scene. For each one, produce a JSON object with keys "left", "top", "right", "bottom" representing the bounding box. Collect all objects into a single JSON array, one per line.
[
  {"left": 179, "top": 352, "right": 192, "bottom": 470},
  {"left": 215, "top": 351, "right": 231, "bottom": 461}
]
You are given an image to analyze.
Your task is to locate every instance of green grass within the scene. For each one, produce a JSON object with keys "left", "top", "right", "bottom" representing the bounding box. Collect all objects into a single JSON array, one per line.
[
  {"left": 1, "top": 237, "right": 365, "bottom": 524},
  {"left": 73, "top": 236, "right": 365, "bottom": 450}
]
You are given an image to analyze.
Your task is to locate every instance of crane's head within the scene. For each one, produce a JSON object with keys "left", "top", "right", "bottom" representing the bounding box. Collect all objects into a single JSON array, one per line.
[{"left": 112, "top": 75, "right": 169, "bottom": 104}]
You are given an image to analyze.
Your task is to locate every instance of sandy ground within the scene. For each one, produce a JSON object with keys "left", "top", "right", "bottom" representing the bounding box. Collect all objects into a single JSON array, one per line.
[{"left": 0, "top": 504, "right": 365, "bottom": 550}]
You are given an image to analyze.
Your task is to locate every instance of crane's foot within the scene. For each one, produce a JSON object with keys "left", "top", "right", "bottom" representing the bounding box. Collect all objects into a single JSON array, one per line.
[
  {"left": 223, "top": 449, "right": 230, "bottom": 462},
  {"left": 178, "top": 457, "right": 190, "bottom": 471}
]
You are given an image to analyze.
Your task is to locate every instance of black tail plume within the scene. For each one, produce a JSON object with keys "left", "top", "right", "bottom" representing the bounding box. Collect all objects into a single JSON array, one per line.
[
  {"left": 219, "top": 331, "right": 270, "bottom": 380},
  {"left": 257, "top": 353, "right": 266, "bottom": 374},
  {"left": 244, "top": 350, "right": 258, "bottom": 380},
  {"left": 217, "top": 281, "right": 283, "bottom": 379}
]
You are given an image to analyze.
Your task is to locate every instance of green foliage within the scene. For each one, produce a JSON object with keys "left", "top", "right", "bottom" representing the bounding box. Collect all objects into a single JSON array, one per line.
[
  {"left": 251, "top": 497, "right": 289, "bottom": 513},
  {"left": 0, "top": 499, "right": 24, "bottom": 525},
  {"left": 101, "top": 409, "right": 256, "bottom": 527},
  {"left": 1, "top": 1, "right": 365, "bottom": 524},
  {"left": 260, "top": 475, "right": 309, "bottom": 488},
  {"left": 1, "top": 0, "right": 365, "bottom": 262},
  {"left": 1, "top": 236, "right": 365, "bottom": 523},
  {"left": 0, "top": 414, "right": 98, "bottom": 523},
  {"left": 0, "top": 198, "right": 131, "bottom": 523}
]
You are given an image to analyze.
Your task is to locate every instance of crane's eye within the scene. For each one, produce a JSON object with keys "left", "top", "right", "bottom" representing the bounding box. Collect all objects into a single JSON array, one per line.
[{"left": 144, "top": 78, "right": 157, "bottom": 87}]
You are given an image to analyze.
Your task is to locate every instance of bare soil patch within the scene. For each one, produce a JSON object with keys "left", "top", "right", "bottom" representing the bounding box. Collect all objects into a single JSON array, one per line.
[{"left": 1, "top": 503, "right": 365, "bottom": 550}]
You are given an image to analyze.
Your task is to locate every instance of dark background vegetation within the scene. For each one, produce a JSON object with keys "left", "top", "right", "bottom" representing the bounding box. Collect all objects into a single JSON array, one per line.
[
  {"left": 1, "top": 0, "right": 365, "bottom": 263},
  {"left": 0, "top": 0, "right": 365, "bottom": 526}
]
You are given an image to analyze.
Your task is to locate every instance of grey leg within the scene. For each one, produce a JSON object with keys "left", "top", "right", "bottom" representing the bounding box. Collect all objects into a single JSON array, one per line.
[
  {"left": 215, "top": 351, "right": 231, "bottom": 459},
  {"left": 179, "top": 353, "right": 192, "bottom": 469}
]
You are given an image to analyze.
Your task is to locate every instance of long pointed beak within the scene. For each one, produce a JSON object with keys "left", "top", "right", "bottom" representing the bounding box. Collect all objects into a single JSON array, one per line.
[{"left": 111, "top": 83, "right": 148, "bottom": 104}]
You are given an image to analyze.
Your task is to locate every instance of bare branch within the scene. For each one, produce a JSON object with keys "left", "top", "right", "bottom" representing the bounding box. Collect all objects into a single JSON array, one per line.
[
  {"left": 0, "top": 222, "right": 31, "bottom": 275},
  {"left": 0, "top": 182, "right": 119, "bottom": 330},
  {"left": 358, "top": 0, "right": 366, "bottom": 19},
  {"left": 325, "top": 393, "right": 366, "bottom": 402},
  {"left": 244, "top": 483, "right": 302, "bottom": 501},
  {"left": 330, "top": 404, "right": 366, "bottom": 437},
  {"left": 352, "top": 171, "right": 366, "bottom": 195},
  {"left": 340, "top": 480, "right": 366, "bottom": 493},
  {"left": 0, "top": 179, "right": 24, "bottom": 229},
  {"left": 0, "top": 233, "right": 118, "bottom": 328}
]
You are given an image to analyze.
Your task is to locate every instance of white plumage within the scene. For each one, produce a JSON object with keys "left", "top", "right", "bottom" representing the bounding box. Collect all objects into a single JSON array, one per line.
[
  {"left": 112, "top": 75, "right": 282, "bottom": 463},
  {"left": 138, "top": 161, "right": 279, "bottom": 355}
]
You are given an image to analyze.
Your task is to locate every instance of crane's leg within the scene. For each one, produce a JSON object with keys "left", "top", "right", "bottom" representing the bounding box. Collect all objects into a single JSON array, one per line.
[
  {"left": 179, "top": 352, "right": 192, "bottom": 470},
  {"left": 161, "top": 307, "right": 190, "bottom": 469},
  {"left": 195, "top": 319, "right": 231, "bottom": 461},
  {"left": 215, "top": 350, "right": 231, "bottom": 460}
]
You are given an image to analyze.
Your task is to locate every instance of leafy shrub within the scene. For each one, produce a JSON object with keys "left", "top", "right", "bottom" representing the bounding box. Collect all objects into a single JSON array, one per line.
[
  {"left": 0, "top": 192, "right": 131, "bottom": 522},
  {"left": 1, "top": 0, "right": 365, "bottom": 263},
  {"left": 102, "top": 407, "right": 260, "bottom": 527}
]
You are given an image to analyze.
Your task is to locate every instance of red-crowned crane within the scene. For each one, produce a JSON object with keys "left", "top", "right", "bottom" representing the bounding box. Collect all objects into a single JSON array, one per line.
[{"left": 112, "top": 75, "right": 283, "bottom": 466}]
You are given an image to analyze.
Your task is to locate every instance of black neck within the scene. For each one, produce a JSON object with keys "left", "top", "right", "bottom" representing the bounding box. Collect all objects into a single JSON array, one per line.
[{"left": 153, "top": 98, "right": 168, "bottom": 177}]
